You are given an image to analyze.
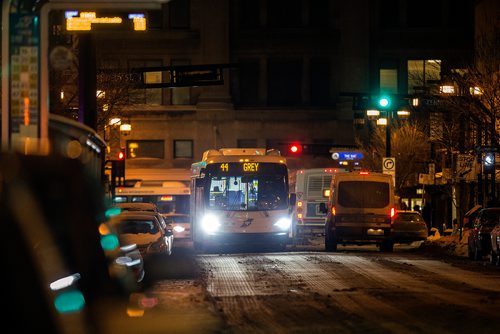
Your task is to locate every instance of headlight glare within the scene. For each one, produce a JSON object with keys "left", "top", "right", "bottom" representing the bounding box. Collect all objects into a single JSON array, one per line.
[
  {"left": 201, "top": 214, "right": 220, "bottom": 233},
  {"left": 274, "top": 217, "right": 291, "bottom": 230}
]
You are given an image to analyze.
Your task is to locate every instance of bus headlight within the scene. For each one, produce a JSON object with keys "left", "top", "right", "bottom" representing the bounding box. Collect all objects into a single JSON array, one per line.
[
  {"left": 274, "top": 217, "right": 291, "bottom": 230},
  {"left": 201, "top": 214, "right": 220, "bottom": 233}
]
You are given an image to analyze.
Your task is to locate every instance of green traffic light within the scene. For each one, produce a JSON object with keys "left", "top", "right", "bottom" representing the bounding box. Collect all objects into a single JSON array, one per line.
[{"left": 378, "top": 97, "right": 390, "bottom": 108}]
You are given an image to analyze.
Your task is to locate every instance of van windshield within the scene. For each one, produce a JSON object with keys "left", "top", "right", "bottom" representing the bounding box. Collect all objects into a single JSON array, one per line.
[{"left": 338, "top": 181, "right": 389, "bottom": 208}]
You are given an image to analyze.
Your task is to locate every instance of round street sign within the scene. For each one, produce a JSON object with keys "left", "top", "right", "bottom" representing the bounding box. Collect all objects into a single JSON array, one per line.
[{"left": 383, "top": 157, "right": 395, "bottom": 170}]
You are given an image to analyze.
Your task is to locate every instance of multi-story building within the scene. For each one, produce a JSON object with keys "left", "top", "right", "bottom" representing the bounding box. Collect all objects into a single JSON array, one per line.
[{"left": 47, "top": 0, "right": 475, "bottom": 176}]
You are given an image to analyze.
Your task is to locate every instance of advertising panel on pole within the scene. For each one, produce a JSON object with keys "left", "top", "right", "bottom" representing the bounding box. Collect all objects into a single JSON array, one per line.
[{"left": 8, "top": 2, "right": 41, "bottom": 148}]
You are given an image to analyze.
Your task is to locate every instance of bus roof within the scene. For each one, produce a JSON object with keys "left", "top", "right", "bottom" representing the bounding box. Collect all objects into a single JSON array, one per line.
[{"left": 125, "top": 168, "right": 191, "bottom": 181}]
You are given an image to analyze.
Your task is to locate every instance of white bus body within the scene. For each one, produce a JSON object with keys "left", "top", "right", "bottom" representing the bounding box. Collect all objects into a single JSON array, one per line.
[
  {"left": 290, "top": 168, "right": 347, "bottom": 239},
  {"left": 113, "top": 168, "right": 191, "bottom": 240},
  {"left": 190, "top": 148, "right": 295, "bottom": 251}
]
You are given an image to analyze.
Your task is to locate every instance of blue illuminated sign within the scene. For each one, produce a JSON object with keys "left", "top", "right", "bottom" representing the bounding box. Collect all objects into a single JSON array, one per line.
[{"left": 331, "top": 152, "right": 364, "bottom": 160}]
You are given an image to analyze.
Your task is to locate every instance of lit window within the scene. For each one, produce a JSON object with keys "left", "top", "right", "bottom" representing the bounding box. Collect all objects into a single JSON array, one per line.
[
  {"left": 377, "top": 118, "right": 388, "bottom": 126},
  {"left": 470, "top": 87, "right": 483, "bottom": 95},
  {"left": 439, "top": 85, "right": 455, "bottom": 94},
  {"left": 379, "top": 69, "right": 398, "bottom": 94},
  {"left": 407, "top": 59, "right": 441, "bottom": 94}
]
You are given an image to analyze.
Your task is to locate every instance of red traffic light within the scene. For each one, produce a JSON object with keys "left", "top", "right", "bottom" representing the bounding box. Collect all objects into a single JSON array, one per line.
[
  {"left": 288, "top": 143, "right": 302, "bottom": 155},
  {"left": 118, "top": 149, "right": 125, "bottom": 160}
]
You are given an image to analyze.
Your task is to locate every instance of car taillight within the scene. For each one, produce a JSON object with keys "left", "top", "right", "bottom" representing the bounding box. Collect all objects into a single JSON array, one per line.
[
  {"left": 390, "top": 208, "right": 396, "bottom": 220},
  {"left": 331, "top": 206, "right": 336, "bottom": 216}
]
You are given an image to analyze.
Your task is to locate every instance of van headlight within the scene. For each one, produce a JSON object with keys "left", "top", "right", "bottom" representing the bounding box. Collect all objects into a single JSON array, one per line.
[
  {"left": 201, "top": 214, "right": 220, "bottom": 233},
  {"left": 274, "top": 217, "right": 291, "bottom": 230}
]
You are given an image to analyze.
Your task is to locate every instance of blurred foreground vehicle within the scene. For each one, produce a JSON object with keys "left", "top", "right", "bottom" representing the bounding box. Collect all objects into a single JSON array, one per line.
[
  {"left": 109, "top": 211, "right": 174, "bottom": 257},
  {"left": 391, "top": 211, "right": 428, "bottom": 244},
  {"left": 0, "top": 152, "right": 148, "bottom": 333},
  {"left": 489, "top": 219, "right": 500, "bottom": 265},
  {"left": 467, "top": 207, "right": 500, "bottom": 261}
]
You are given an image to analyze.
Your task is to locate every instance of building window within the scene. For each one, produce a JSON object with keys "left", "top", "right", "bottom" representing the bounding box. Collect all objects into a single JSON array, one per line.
[
  {"left": 128, "top": 60, "right": 162, "bottom": 105},
  {"left": 407, "top": 59, "right": 441, "bottom": 94},
  {"left": 238, "top": 0, "right": 260, "bottom": 29},
  {"left": 407, "top": 0, "right": 442, "bottom": 28},
  {"left": 237, "top": 139, "right": 258, "bottom": 148},
  {"left": 171, "top": 59, "right": 191, "bottom": 105},
  {"left": 169, "top": 0, "right": 190, "bottom": 29},
  {"left": 379, "top": 0, "right": 400, "bottom": 29},
  {"left": 235, "top": 59, "right": 260, "bottom": 106},
  {"left": 267, "top": 0, "right": 302, "bottom": 28},
  {"left": 310, "top": 58, "right": 330, "bottom": 106},
  {"left": 308, "top": 0, "right": 329, "bottom": 28},
  {"left": 379, "top": 68, "right": 398, "bottom": 94},
  {"left": 174, "top": 140, "right": 193, "bottom": 158},
  {"left": 268, "top": 58, "right": 302, "bottom": 106},
  {"left": 127, "top": 140, "right": 164, "bottom": 159}
]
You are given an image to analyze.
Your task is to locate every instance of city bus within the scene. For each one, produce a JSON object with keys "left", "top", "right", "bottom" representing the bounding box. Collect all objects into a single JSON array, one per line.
[
  {"left": 190, "top": 148, "right": 296, "bottom": 252},
  {"left": 289, "top": 167, "right": 348, "bottom": 241},
  {"left": 113, "top": 168, "right": 192, "bottom": 240}
]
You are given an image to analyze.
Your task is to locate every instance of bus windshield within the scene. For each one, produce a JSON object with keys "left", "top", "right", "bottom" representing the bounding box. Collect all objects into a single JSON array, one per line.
[{"left": 206, "top": 174, "right": 288, "bottom": 211}]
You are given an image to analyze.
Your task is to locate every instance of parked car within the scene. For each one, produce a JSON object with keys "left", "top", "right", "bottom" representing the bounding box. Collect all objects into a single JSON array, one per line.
[
  {"left": 489, "top": 221, "right": 500, "bottom": 265},
  {"left": 110, "top": 211, "right": 174, "bottom": 257},
  {"left": 163, "top": 213, "right": 191, "bottom": 240},
  {"left": 391, "top": 211, "right": 429, "bottom": 243},
  {"left": 467, "top": 207, "right": 500, "bottom": 261}
]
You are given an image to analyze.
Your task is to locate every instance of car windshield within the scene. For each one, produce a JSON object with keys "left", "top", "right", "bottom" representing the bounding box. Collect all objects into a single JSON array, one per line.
[{"left": 119, "top": 220, "right": 159, "bottom": 234}]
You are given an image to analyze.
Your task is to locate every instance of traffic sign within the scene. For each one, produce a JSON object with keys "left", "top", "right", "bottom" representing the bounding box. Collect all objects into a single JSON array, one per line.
[{"left": 383, "top": 157, "right": 396, "bottom": 185}]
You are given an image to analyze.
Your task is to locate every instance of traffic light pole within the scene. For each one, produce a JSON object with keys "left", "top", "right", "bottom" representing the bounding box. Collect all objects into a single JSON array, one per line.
[{"left": 386, "top": 110, "right": 392, "bottom": 157}]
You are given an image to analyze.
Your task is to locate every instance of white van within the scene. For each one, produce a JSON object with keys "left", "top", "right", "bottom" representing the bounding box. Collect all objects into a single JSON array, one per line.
[{"left": 320, "top": 171, "right": 396, "bottom": 252}]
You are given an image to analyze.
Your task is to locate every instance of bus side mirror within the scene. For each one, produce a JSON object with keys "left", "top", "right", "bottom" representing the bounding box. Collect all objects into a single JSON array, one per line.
[
  {"left": 289, "top": 193, "right": 296, "bottom": 206},
  {"left": 319, "top": 202, "right": 327, "bottom": 214},
  {"left": 195, "top": 178, "right": 205, "bottom": 188}
]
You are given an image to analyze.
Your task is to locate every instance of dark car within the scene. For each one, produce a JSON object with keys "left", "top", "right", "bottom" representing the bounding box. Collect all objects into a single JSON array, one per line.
[
  {"left": 467, "top": 207, "right": 500, "bottom": 261},
  {"left": 489, "top": 221, "right": 500, "bottom": 265},
  {"left": 391, "top": 211, "right": 429, "bottom": 244}
]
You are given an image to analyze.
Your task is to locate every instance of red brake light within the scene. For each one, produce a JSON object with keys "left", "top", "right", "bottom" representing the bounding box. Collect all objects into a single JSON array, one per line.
[
  {"left": 359, "top": 171, "right": 369, "bottom": 175},
  {"left": 390, "top": 207, "right": 396, "bottom": 218}
]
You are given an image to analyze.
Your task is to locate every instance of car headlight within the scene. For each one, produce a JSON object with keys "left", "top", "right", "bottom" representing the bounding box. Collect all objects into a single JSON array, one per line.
[
  {"left": 274, "top": 217, "right": 291, "bottom": 230},
  {"left": 201, "top": 214, "right": 220, "bottom": 233}
]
